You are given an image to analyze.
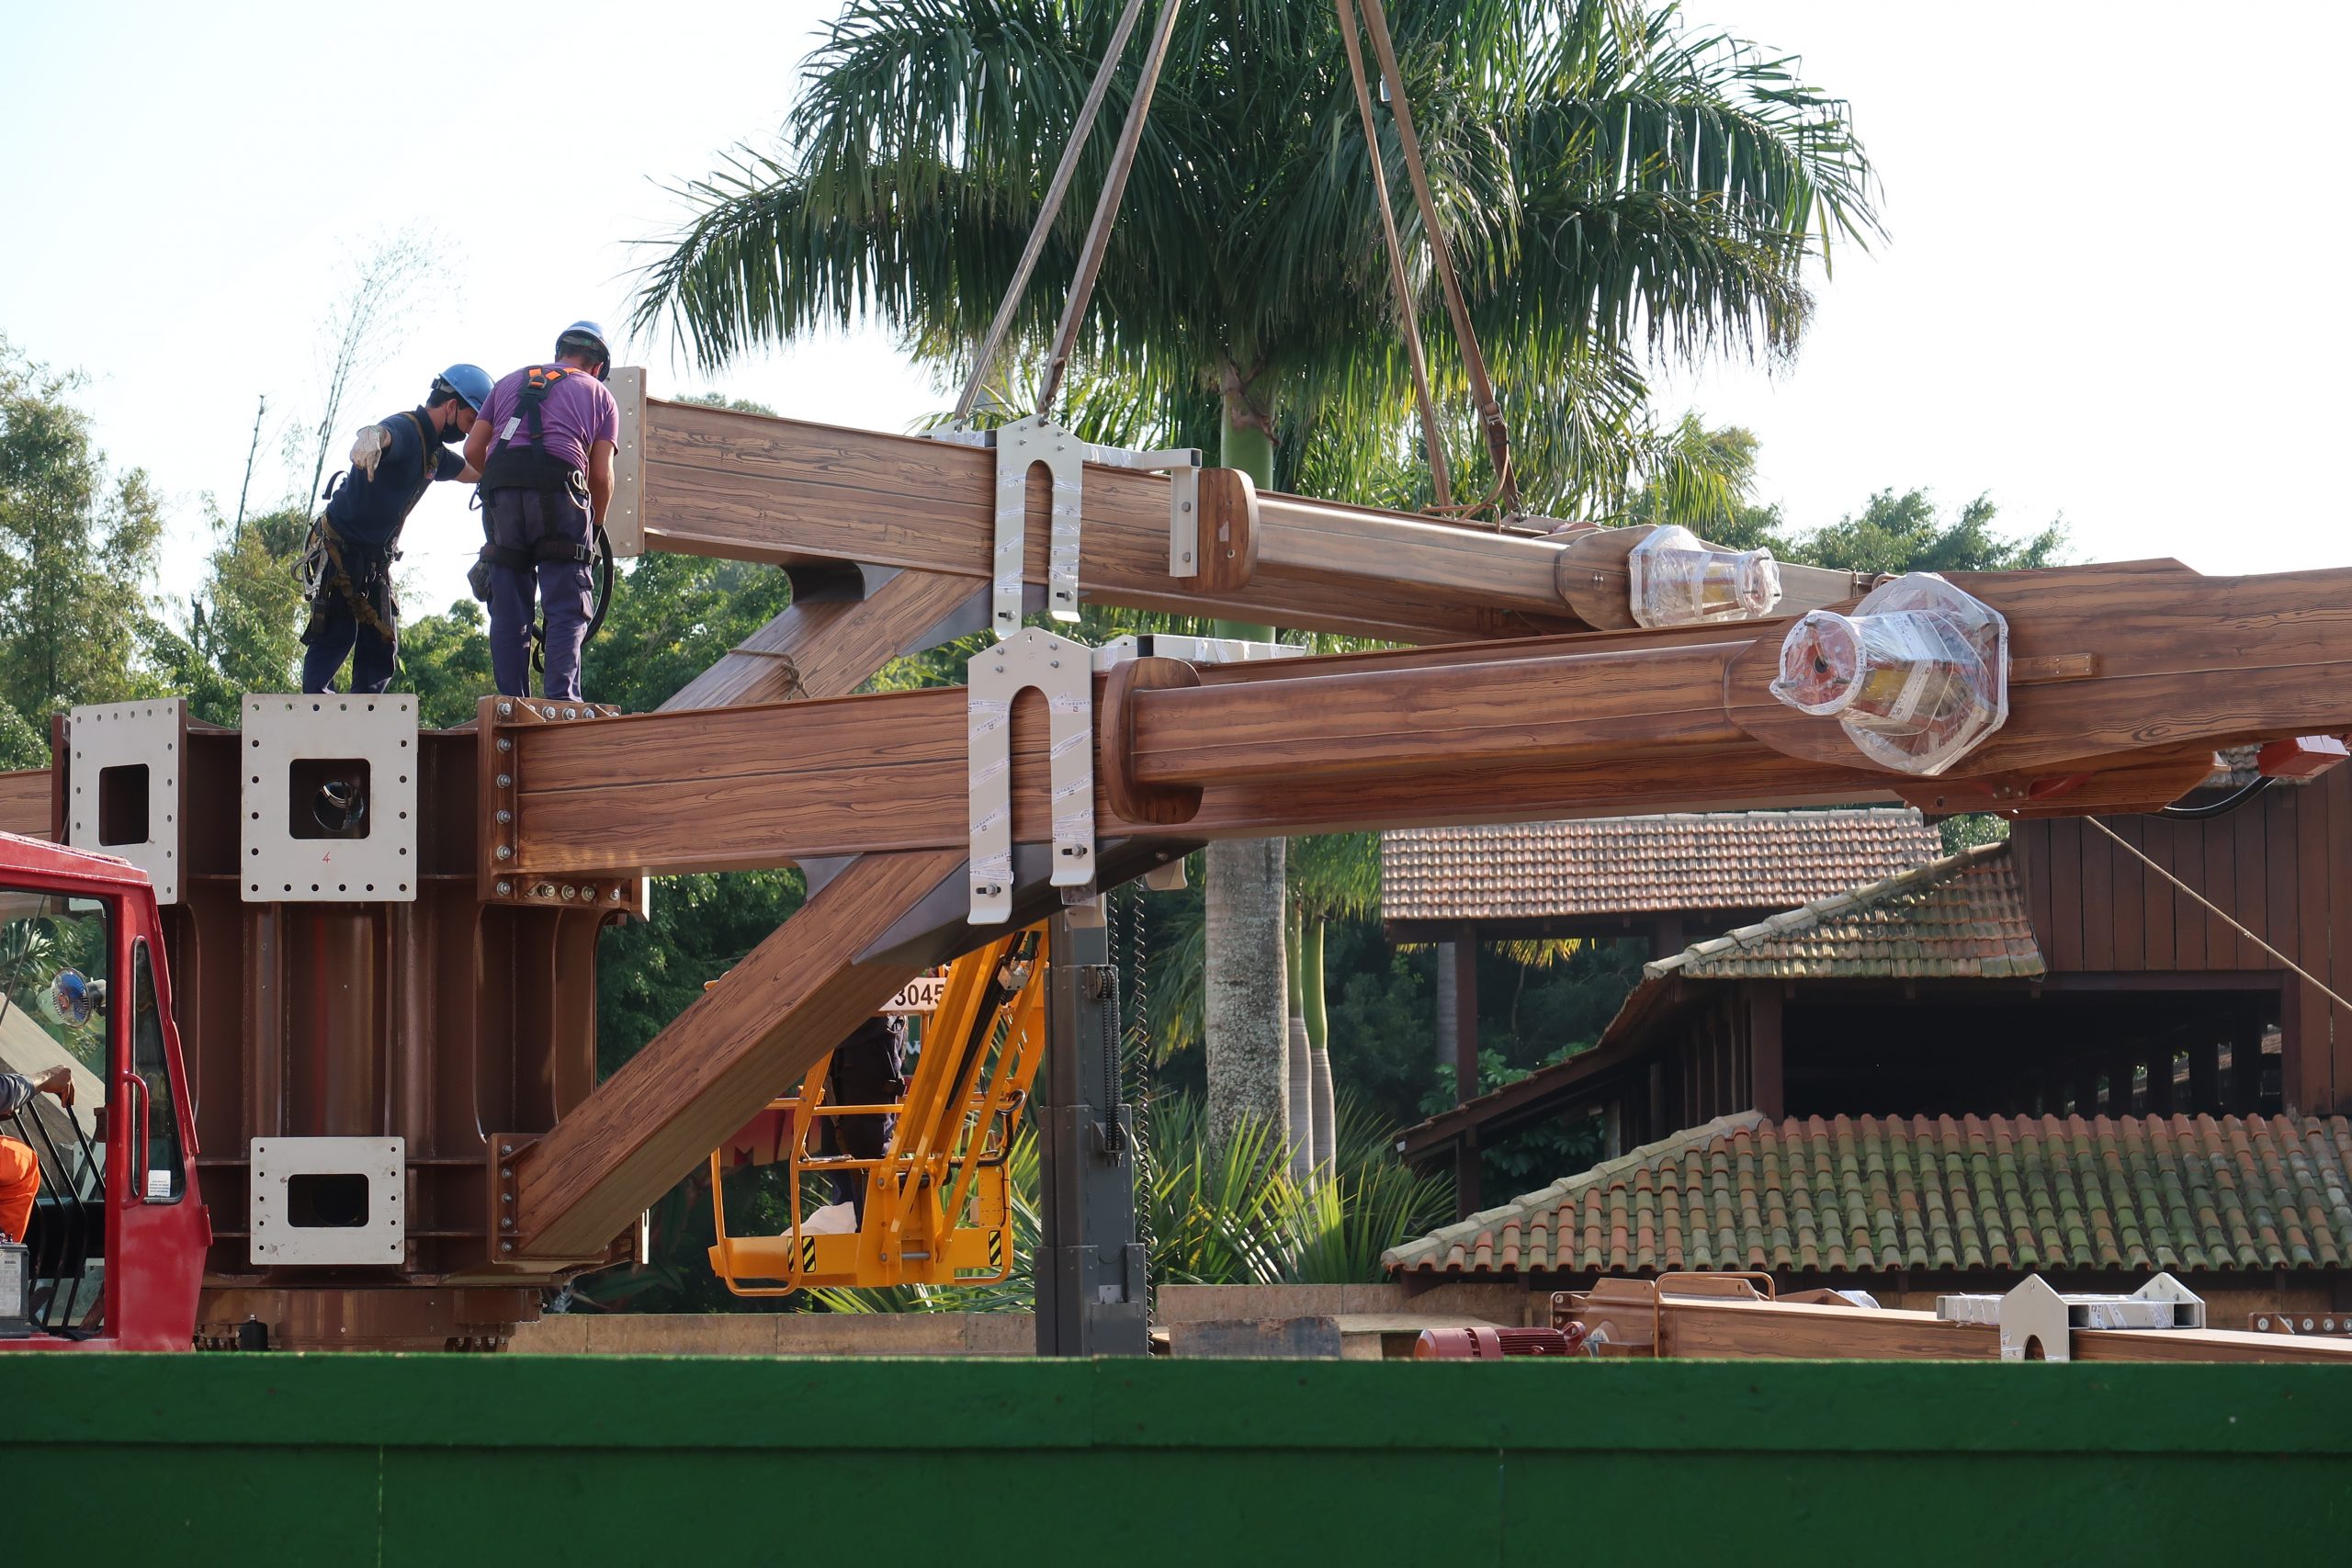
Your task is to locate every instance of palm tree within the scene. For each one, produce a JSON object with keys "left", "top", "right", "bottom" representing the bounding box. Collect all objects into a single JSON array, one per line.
[{"left": 634, "top": 0, "right": 1879, "bottom": 1150}]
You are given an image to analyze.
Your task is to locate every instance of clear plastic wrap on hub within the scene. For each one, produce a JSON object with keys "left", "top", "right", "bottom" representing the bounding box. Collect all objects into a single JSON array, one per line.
[
  {"left": 1770, "top": 572, "right": 2009, "bottom": 775},
  {"left": 1627, "top": 525, "right": 1783, "bottom": 629}
]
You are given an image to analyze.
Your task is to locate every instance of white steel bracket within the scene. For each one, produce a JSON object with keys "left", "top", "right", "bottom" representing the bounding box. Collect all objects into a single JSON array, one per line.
[
  {"left": 241, "top": 694, "right": 420, "bottom": 903},
  {"left": 64, "top": 699, "right": 185, "bottom": 905},
  {"left": 249, "top": 1134, "right": 406, "bottom": 1266},
  {"left": 985, "top": 416, "right": 1199, "bottom": 637},
  {"left": 1092, "top": 632, "right": 1308, "bottom": 672},
  {"left": 968, "top": 627, "right": 1096, "bottom": 924},
  {"left": 1936, "top": 1271, "right": 2205, "bottom": 1361}
]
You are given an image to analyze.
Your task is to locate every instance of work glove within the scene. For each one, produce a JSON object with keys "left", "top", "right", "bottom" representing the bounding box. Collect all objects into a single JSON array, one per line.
[
  {"left": 350, "top": 424, "right": 390, "bottom": 480},
  {"left": 468, "top": 548, "right": 494, "bottom": 604}
]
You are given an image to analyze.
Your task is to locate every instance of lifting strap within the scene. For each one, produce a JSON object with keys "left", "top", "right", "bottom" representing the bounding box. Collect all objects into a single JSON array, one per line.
[
  {"left": 953, "top": 0, "right": 1155, "bottom": 424},
  {"left": 1340, "top": 0, "right": 1520, "bottom": 518},
  {"left": 1334, "top": 0, "right": 1451, "bottom": 510}
]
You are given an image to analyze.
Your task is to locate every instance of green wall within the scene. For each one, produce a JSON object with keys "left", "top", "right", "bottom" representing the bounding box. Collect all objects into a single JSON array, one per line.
[{"left": 22, "top": 1356, "right": 2352, "bottom": 1565}]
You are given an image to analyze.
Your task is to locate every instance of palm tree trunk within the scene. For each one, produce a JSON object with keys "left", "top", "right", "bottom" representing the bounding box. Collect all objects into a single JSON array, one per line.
[
  {"left": 1205, "top": 837, "right": 1288, "bottom": 1156},
  {"left": 1204, "top": 402, "right": 1290, "bottom": 1160},
  {"left": 1303, "top": 913, "right": 1336, "bottom": 1176},
  {"left": 1283, "top": 898, "right": 1314, "bottom": 1181}
]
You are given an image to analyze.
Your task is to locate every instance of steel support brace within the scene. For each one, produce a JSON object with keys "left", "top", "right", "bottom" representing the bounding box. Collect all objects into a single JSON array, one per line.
[
  {"left": 967, "top": 628, "right": 1096, "bottom": 924},
  {"left": 984, "top": 415, "right": 1199, "bottom": 636},
  {"left": 1035, "top": 903, "right": 1148, "bottom": 1357}
]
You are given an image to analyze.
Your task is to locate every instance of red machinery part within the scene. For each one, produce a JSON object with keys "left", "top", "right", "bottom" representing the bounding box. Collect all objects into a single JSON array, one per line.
[{"left": 1413, "top": 1323, "right": 1591, "bottom": 1359}]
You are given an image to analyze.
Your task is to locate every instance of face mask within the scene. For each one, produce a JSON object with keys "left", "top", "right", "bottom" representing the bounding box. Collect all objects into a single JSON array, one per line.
[{"left": 439, "top": 415, "right": 467, "bottom": 445}]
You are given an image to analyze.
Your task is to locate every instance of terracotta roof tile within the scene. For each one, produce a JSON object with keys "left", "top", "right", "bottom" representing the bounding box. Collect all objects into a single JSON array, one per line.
[
  {"left": 1645, "top": 840, "right": 2043, "bottom": 983},
  {"left": 1381, "top": 808, "right": 1943, "bottom": 923},
  {"left": 1385, "top": 1112, "right": 2352, "bottom": 1278}
]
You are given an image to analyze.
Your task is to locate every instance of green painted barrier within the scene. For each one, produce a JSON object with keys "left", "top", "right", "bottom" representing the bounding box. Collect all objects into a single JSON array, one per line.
[{"left": 17, "top": 1355, "right": 2352, "bottom": 1564}]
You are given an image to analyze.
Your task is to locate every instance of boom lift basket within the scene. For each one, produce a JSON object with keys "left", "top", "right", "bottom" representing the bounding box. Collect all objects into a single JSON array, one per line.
[{"left": 707, "top": 926, "right": 1049, "bottom": 1295}]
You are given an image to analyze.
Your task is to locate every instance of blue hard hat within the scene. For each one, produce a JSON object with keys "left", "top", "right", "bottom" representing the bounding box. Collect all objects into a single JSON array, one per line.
[
  {"left": 556, "top": 320, "right": 610, "bottom": 359},
  {"left": 437, "top": 363, "right": 492, "bottom": 412}
]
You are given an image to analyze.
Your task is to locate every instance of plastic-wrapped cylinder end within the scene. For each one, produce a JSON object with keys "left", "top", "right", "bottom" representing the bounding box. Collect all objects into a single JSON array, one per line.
[
  {"left": 1767, "top": 572, "right": 2010, "bottom": 777},
  {"left": 1773, "top": 611, "right": 1867, "bottom": 716},
  {"left": 1628, "top": 525, "right": 1784, "bottom": 629}
]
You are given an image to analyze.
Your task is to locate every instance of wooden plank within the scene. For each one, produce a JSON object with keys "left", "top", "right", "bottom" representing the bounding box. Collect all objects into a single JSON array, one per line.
[
  {"left": 2233, "top": 790, "right": 2267, "bottom": 970},
  {"left": 513, "top": 847, "right": 965, "bottom": 1258},
  {"left": 2012, "top": 822, "right": 2054, "bottom": 959},
  {"left": 0, "top": 769, "right": 51, "bottom": 840},
  {"left": 2109, "top": 814, "right": 2145, "bottom": 972},
  {"left": 2142, "top": 814, "right": 2177, "bottom": 969},
  {"left": 2081, "top": 812, "right": 2116, "bottom": 970},
  {"left": 2172, "top": 815, "right": 2208, "bottom": 970},
  {"left": 2048, "top": 818, "right": 2086, "bottom": 973},
  {"left": 2267, "top": 784, "right": 2302, "bottom": 984},
  {"left": 2324, "top": 766, "right": 2352, "bottom": 1111}
]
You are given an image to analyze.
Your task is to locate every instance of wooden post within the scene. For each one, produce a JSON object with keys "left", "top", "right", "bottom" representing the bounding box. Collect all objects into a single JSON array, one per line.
[
  {"left": 1453, "top": 931, "right": 1479, "bottom": 1105},
  {"left": 1650, "top": 915, "right": 1686, "bottom": 961},
  {"left": 1748, "top": 983, "right": 1784, "bottom": 1122},
  {"left": 1453, "top": 1129, "right": 1483, "bottom": 1221},
  {"left": 2188, "top": 1037, "right": 2222, "bottom": 1115},
  {"left": 2231, "top": 1016, "right": 2267, "bottom": 1114}
]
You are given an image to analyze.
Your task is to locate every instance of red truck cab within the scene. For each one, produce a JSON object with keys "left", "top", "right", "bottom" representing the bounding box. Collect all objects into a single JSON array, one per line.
[{"left": 0, "top": 831, "right": 207, "bottom": 1350}]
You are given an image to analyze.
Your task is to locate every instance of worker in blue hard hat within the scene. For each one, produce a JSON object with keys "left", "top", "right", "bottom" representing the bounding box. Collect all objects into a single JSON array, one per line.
[
  {"left": 464, "top": 321, "right": 620, "bottom": 702},
  {"left": 300, "top": 363, "right": 492, "bottom": 694}
]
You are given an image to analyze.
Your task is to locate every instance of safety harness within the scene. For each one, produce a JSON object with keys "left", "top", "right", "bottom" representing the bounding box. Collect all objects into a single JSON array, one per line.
[
  {"left": 302, "top": 408, "right": 437, "bottom": 645},
  {"left": 475, "top": 365, "right": 596, "bottom": 569}
]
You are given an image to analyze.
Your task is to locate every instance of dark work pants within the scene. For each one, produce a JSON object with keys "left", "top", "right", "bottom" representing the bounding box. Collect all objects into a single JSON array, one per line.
[
  {"left": 484, "top": 488, "right": 594, "bottom": 701},
  {"left": 300, "top": 591, "right": 397, "bottom": 694}
]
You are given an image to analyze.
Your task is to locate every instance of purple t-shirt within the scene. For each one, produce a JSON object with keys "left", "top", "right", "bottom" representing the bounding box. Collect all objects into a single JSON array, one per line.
[{"left": 481, "top": 365, "right": 619, "bottom": 471}]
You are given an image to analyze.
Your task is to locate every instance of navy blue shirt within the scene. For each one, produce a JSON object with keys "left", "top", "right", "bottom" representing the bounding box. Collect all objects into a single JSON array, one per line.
[{"left": 324, "top": 409, "right": 464, "bottom": 547}]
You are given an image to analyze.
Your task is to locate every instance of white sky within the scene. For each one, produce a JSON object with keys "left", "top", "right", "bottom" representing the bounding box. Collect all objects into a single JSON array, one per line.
[{"left": 5, "top": 1, "right": 2346, "bottom": 620}]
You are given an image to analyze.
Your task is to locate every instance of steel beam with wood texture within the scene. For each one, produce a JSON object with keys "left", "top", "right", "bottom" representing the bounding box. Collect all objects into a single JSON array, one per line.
[
  {"left": 620, "top": 388, "right": 1588, "bottom": 643},
  {"left": 0, "top": 770, "right": 50, "bottom": 840},
  {"left": 1577, "top": 1291, "right": 2352, "bottom": 1366},
  {"left": 507, "top": 848, "right": 960, "bottom": 1260},
  {"left": 488, "top": 561, "right": 2352, "bottom": 886},
  {"left": 659, "top": 568, "right": 983, "bottom": 710}
]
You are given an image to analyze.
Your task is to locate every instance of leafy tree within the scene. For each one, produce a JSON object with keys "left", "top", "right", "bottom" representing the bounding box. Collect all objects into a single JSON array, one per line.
[
  {"left": 146, "top": 504, "right": 311, "bottom": 727},
  {"left": 0, "top": 337, "right": 164, "bottom": 736},
  {"left": 637, "top": 0, "right": 1878, "bottom": 1156},
  {"left": 396, "top": 600, "right": 498, "bottom": 728}
]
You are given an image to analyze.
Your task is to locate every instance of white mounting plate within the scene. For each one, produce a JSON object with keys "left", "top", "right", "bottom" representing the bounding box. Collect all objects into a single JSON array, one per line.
[
  {"left": 1093, "top": 633, "right": 1307, "bottom": 671},
  {"left": 968, "top": 419, "right": 1200, "bottom": 638},
  {"left": 968, "top": 626, "right": 1095, "bottom": 925},
  {"left": 240, "top": 694, "right": 419, "bottom": 903},
  {"left": 64, "top": 699, "right": 184, "bottom": 904},
  {"left": 249, "top": 1134, "right": 406, "bottom": 1266}
]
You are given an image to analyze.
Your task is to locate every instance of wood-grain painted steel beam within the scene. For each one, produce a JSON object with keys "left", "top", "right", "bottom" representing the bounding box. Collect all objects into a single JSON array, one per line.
[
  {"left": 489, "top": 561, "right": 2352, "bottom": 886},
  {"left": 616, "top": 386, "right": 1585, "bottom": 644}
]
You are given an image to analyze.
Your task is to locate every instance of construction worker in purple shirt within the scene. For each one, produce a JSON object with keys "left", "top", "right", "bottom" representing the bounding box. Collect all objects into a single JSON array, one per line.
[{"left": 464, "top": 321, "right": 619, "bottom": 702}]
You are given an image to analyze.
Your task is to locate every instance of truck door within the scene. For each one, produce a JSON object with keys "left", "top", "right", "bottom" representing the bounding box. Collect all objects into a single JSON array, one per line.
[{"left": 0, "top": 886, "right": 112, "bottom": 1338}]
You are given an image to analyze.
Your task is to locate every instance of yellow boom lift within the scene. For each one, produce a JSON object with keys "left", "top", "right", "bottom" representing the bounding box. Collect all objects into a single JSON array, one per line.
[{"left": 707, "top": 925, "right": 1049, "bottom": 1294}]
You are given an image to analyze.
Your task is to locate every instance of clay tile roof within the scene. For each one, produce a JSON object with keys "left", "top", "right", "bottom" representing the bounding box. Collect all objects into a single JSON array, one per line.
[
  {"left": 1644, "top": 839, "right": 2045, "bottom": 983},
  {"left": 1384, "top": 1113, "right": 2352, "bottom": 1278},
  {"left": 1381, "top": 809, "right": 1944, "bottom": 923}
]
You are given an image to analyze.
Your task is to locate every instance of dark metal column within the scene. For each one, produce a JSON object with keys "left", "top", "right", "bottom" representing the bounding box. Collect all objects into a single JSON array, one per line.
[{"left": 1035, "top": 903, "right": 1148, "bottom": 1357}]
